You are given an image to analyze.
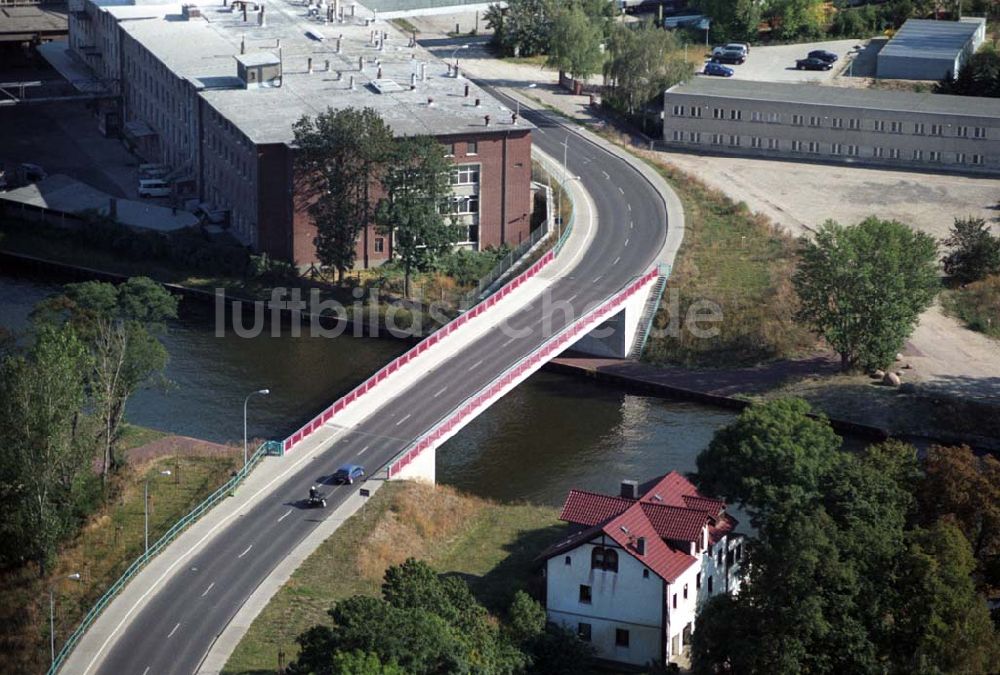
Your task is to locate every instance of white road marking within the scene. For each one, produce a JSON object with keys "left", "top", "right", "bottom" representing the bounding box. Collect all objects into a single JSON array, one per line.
[
  {"left": 627, "top": 204, "right": 632, "bottom": 212},
  {"left": 568, "top": 293, "right": 578, "bottom": 302},
  {"left": 618, "top": 186, "right": 624, "bottom": 195},
  {"left": 613, "top": 256, "right": 621, "bottom": 265},
  {"left": 602, "top": 170, "right": 610, "bottom": 179},
  {"left": 167, "top": 623, "right": 180, "bottom": 638},
  {"left": 624, "top": 238, "right": 629, "bottom": 246},
  {"left": 396, "top": 413, "right": 412, "bottom": 426},
  {"left": 142, "top": 667, "right": 150, "bottom": 675},
  {"left": 277, "top": 509, "right": 292, "bottom": 522},
  {"left": 433, "top": 386, "right": 448, "bottom": 398},
  {"left": 593, "top": 275, "right": 603, "bottom": 282},
  {"left": 358, "top": 445, "right": 370, "bottom": 455},
  {"left": 630, "top": 220, "right": 634, "bottom": 229},
  {"left": 501, "top": 338, "right": 514, "bottom": 347},
  {"left": 468, "top": 359, "right": 483, "bottom": 372},
  {"left": 238, "top": 544, "right": 253, "bottom": 559},
  {"left": 200, "top": 582, "right": 215, "bottom": 598}
]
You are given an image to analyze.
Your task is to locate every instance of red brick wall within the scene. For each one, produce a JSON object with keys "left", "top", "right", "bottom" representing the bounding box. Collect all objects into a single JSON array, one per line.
[
  {"left": 256, "top": 142, "right": 293, "bottom": 261},
  {"left": 260, "top": 129, "right": 533, "bottom": 268}
]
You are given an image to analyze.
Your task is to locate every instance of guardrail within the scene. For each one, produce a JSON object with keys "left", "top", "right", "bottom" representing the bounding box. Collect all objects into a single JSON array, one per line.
[
  {"left": 48, "top": 440, "right": 283, "bottom": 675},
  {"left": 282, "top": 248, "right": 557, "bottom": 453},
  {"left": 387, "top": 267, "right": 661, "bottom": 478}
]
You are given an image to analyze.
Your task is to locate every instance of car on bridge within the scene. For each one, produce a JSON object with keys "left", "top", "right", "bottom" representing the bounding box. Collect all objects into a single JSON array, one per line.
[{"left": 333, "top": 464, "right": 366, "bottom": 485}]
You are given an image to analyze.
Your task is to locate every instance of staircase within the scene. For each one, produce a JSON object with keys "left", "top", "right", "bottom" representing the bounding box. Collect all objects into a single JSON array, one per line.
[{"left": 627, "top": 274, "right": 667, "bottom": 360}]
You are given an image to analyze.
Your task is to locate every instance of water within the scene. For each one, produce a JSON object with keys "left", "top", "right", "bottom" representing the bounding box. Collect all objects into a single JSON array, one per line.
[{"left": 0, "top": 268, "right": 735, "bottom": 504}]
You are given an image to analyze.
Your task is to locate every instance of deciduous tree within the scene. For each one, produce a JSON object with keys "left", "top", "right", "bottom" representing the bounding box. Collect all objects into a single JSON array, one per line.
[
  {"left": 793, "top": 217, "right": 939, "bottom": 372},
  {"left": 942, "top": 216, "right": 1000, "bottom": 283},
  {"left": 546, "top": 6, "right": 604, "bottom": 82}
]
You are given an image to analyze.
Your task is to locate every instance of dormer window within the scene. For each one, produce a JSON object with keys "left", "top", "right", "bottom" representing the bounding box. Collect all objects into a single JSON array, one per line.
[{"left": 591, "top": 546, "right": 619, "bottom": 572}]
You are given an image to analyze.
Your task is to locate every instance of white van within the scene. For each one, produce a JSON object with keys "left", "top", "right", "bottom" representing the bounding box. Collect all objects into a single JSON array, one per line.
[{"left": 138, "top": 178, "right": 171, "bottom": 198}]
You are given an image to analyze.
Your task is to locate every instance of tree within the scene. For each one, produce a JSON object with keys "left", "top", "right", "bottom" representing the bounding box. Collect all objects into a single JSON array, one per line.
[
  {"left": 294, "top": 107, "right": 394, "bottom": 280},
  {"left": 694, "top": 397, "right": 842, "bottom": 525},
  {"left": 546, "top": 6, "right": 604, "bottom": 82},
  {"left": 937, "top": 49, "right": 1000, "bottom": 98},
  {"left": 328, "top": 650, "right": 406, "bottom": 675},
  {"left": 793, "top": 217, "right": 939, "bottom": 372},
  {"left": 485, "top": 0, "right": 554, "bottom": 57},
  {"left": 38, "top": 278, "right": 179, "bottom": 485},
  {"left": 692, "top": 0, "right": 761, "bottom": 42},
  {"left": 603, "top": 22, "right": 693, "bottom": 126},
  {"left": 0, "top": 324, "right": 93, "bottom": 574},
  {"left": 942, "top": 216, "right": 1000, "bottom": 283},
  {"left": 764, "top": 0, "right": 827, "bottom": 40},
  {"left": 376, "top": 136, "right": 457, "bottom": 297},
  {"left": 506, "top": 590, "right": 546, "bottom": 645}
]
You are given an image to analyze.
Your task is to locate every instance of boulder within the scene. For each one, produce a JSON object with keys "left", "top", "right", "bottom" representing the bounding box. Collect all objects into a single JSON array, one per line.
[
  {"left": 883, "top": 372, "right": 901, "bottom": 387},
  {"left": 895, "top": 352, "right": 904, "bottom": 362},
  {"left": 873, "top": 369, "right": 885, "bottom": 380}
]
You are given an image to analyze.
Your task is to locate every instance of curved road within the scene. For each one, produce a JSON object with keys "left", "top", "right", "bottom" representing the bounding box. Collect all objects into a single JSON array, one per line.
[{"left": 95, "top": 92, "right": 667, "bottom": 675}]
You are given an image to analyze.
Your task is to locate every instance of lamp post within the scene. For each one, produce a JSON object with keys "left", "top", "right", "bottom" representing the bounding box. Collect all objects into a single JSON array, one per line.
[
  {"left": 244, "top": 388, "right": 270, "bottom": 468},
  {"left": 451, "top": 43, "right": 469, "bottom": 71},
  {"left": 50, "top": 573, "right": 81, "bottom": 665},
  {"left": 145, "top": 470, "right": 172, "bottom": 554}
]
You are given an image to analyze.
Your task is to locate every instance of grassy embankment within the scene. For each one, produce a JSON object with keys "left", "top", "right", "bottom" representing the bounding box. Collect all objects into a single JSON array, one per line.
[
  {"left": 0, "top": 425, "right": 243, "bottom": 674},
  {"left": 943, "top": 276, "right": 1000, "bottom": 340},
  {"left": 223, "top": 481, "right": 565, "bottom": 675}
]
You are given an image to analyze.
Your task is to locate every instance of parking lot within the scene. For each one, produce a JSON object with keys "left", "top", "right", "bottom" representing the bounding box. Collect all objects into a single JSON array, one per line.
[{"left": 696, "top": 38, "right": 866, "bottom": 83}]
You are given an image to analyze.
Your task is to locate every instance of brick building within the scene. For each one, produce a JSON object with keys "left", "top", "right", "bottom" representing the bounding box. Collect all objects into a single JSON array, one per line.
[{"left": 67, "top": 0, "right": 533, "bottom": 267}]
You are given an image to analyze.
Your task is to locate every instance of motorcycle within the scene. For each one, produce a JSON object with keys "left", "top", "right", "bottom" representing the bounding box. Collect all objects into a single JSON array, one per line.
[{"left": 307, "top": 485, "right": 327, "bottom": 508}]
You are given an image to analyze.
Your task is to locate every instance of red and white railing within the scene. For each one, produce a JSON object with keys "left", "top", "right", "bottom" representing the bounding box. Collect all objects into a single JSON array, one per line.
[
  {"left": 387, "top": 267, "right": 661, "bottom": 477},
  {"left": 282, "top": 249, "right": 556, "bottom": 453}
]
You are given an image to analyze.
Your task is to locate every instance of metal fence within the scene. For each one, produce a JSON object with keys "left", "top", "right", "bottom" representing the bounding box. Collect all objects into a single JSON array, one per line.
[{"left": 48, "top": 440, "right": 283, "bottom": 675}]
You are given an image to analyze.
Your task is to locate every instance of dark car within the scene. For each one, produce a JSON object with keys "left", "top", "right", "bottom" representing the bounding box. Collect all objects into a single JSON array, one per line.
[
  {"left": 333, "top": 464, "right": 366, "bottom": 484},
  {"left": 703, "top": 62, "right": 735, "bottom": 77},
  {"left": 796, "top": 57, "right": 833, "bottom": 71},
  {"left": 712, "top": 50, "right": 746, "bottom": 65},
  {"left": 808, "top": 49, "right": 838, "bottom": 63}
]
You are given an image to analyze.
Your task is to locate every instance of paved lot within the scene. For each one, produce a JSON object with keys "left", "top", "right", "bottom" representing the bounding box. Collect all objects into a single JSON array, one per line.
[{"left": 696, "top": 38, "right": 865, "bottom": 83}]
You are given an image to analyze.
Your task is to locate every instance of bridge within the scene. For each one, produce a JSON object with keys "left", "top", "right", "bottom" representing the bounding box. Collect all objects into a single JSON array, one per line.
[{"left": 56, "top": 92, "right": 679, "bottom": 675}]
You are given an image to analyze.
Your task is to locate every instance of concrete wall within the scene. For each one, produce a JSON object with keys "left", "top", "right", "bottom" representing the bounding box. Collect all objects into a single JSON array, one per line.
[
  {"left": 663, "top": 89, "right": 1000, "bottom": 174},
  {"left": 546, "top": 536, "right": 665, "bottom": 667},
  {"left": 571, "top": 273, "right": 656, "bottom": 358},
  {"left": 877, "top": 54, "right": 960, "bottom": 81}
]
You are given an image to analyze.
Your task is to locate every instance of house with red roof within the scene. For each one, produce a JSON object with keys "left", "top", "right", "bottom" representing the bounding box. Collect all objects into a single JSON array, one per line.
[{"left": 540, "top": 471, "right": 744, "bottom": 668}]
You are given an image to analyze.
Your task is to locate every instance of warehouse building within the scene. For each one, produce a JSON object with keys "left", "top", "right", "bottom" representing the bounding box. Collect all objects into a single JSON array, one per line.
[
  {"left": 876, "top": 17, "right": 987, "bottom": 81},
  {"left": 662, "top": 78, "right": 999, "bottom": 175},
  {"left": 67, "top": 0, "right": 533, "bottom": 268}
]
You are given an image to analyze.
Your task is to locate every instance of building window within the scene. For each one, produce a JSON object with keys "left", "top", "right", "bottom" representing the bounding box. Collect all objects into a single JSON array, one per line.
[
  {"left": 374, "top": 237, "right": 385, "bottom": 253},
  {"left": 874, "top": 147, "right": 884, "bottom": 158},
  {"left": 889, "top": 148, "right": 900, "bottom": 159},
  {"left": 564, "top": 555, "right": 571, "bottom": 566},
  {"left": 767, "top": 112, "right": 781, "bottom": 123},
  {"left": 957, "top": 153, "right": 966, "bottom": 164},
  {"left": 708, "top": 576, "right": 714, "bottom": 594},
  {"left": 809, "top": 115, "right": 820, "bottom": 127},
  {"left": 832, "top": 143, "right": 842, "bottom": 155},
  {"left": 931, "top": 124, "right": 943, "bottom": 136},
  {"left": 751, "top": 111, "right": 762, "bottom": 122},
  {"left": 957, "top": 126, "right": 968, "bottom": 137},
  {"left": 874, "top": 120, "right": 885, "bottom": 132},
  {"left": 847, "top": 144, "right": 858, "bottom": 157},
  {"left": 579, "top": 585, "right": 592, "bottom": 604},
  {"left": 683, "top": 584, "right": 689, "bottom": 599},
  {"left": 791, "top": 140, "right": 802, "bottom": 152},
  {"left": 913, "top": 149, "right": 923, "bottom": 161},
  {"left": 466, "top": 141, "right": 478, "bottom": 155},
  {"left": 736, "top": 543, "right": 743, "bottom": 561},
  {"left": 729, "top": 135, "right": 740, "bottom": 146},
  {"left": 712, "top": 134, "right": 723, "bottom": 145},
  {"left": 450, "top": 165, "right": 480, "bottom": 185},
  {"left": 672, "top": 104, "right": 684, "bottom": 116},
  {"left": 691, "top": 106, "right": 702, "bottom": 118},
  {"left": 890, "top": 121, "right": 902, "bottom": 134},
  {"left": 972, "top": 154, "right": 984, "bottom": 165},
  {"left": 914, "top": 123, "right": 925, "bottom": 135},
  {"left": 808, "top": 141, "right": 819, "bottom": 153},
  {"left": 729, "top": 109, "right": 741, "bottom": 121},
  {"left": 445, "top": 143, "right": 456, "bottom": 156},
  {"left": 929, "top": 150, "right": 940, "bottom": 162},
  {"left": 713, "top": 108, "right": 724, "bottom": 119},
  {"left": 672, "top": 130, "right": 684, "bottom": 142},
  {"left": 768, "top": 138, "right": 778, "bottom": 150},
  {"left": 672, "top": 593, "right": 677, "bottom": 609},
  {"left": 616, "top": 629, "right": 630, "bottom": 648},
  {"left": 849, "top": 118, "right": 860, "bottom": 130},
  {"left": 974, "top": 127, "right": 987, "bottom": 139},
  {"left": 792, "top": 114, "right": 803, "bottom": 126},
  {"left": 691, "top": 132, "right": 701, "bottom": 143},
  {"left": 752, "top": 136, "right": 762, "bottom": 149},
  {"left": 696, "top": 572, "right": 702, "bottom": 589},
  {"left": 578, "top": 623, "right": 592, "bottom": 642},
  {"left": 591, "top": 546, "right": 619, "bottom": 572},
  {"left": 832, "top": 117, "right": 843, "bottom": 129},
  {"left": 717, "top": 549, "right": 723, "bottom": 565},
  {"left": 643, "top": 569, "right": 650, "bottom": 579}
]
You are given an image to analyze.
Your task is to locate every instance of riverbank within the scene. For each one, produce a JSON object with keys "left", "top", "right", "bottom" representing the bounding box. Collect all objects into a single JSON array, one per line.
[
  {"left": 222, "top": 481, "right": 565, "bottom": 674},
  {"left": 0, "top": 426, "right": 242, "bottom": 674}
]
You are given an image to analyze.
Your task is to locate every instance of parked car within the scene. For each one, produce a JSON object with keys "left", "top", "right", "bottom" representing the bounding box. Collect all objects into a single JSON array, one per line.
[
  {"left": 138, "top": 178, "right": 171, "bottom": 197},
  {"left": 808, "top": 49, "right": 838, "bottom": 63},
  {"left": 703, "top": 62, "right": 735, "bottom": 77},
  {"left": 796, "top": 57, "right": 833, "bottom": 71},
  {"left": 332, "top": 464, "right": 366, "bottom": 485},
  {"left": 712, "top": 49, "right": 746, "bottom": 65},
  {"left": 725, "top": 42, "right": 750, "bottom": 55}
]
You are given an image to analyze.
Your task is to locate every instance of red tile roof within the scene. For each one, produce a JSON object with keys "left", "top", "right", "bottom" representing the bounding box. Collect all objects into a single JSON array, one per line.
[{"left": 547, "top": 471, "right": 737, "bottom": 583}]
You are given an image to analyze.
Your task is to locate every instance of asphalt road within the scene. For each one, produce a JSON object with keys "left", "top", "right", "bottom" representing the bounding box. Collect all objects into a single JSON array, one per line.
[{"left": 95, "top": 92, "right": 667, "bottom": 675}]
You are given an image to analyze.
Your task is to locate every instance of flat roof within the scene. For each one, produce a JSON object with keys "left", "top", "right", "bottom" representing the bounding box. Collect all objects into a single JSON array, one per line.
[
  {"left": 0, "top": 174, "right": 198, "bottom": 232},
  {"left": 109, "top": 0, "right": 530, "bottom": 145},
  {"left": 666, "top": 77, "right": 1000, "bottom": 119},
  {"left": 880, "top": 18, "right": 985, "bottom": 61}
]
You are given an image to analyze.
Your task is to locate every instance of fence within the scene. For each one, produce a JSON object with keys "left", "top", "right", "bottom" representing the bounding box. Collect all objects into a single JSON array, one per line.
[
  {"left": 48, "top": 440, "right": 283, "bottom": 675},
  {"left": 282, "top": 249, "right": 556, "bottom": 453},
  {"left": 388, "top": 267, "right": 661, "bottom": 477}
]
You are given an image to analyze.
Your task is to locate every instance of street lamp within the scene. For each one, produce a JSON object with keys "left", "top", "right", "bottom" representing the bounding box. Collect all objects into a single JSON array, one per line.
[
  {"left": 244, "top": 388, "right": 270, "bottom": 468},
  {"left": 145, "top": 470, "right": 172, "bottom": 554},
  {"left": 452, "top": 43, "right": 469, "bottom": 70},
  {"left": 50, "top": 573, "right": 81, "bottom": 665}
]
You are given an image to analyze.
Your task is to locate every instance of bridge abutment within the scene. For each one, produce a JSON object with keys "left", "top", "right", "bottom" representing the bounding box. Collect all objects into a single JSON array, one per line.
[
  {"left": 390, "top": 445, "right": 436, "bottom": 483},
  {"left": 570, "top": 273, "right": 660, "bottom": 359}
]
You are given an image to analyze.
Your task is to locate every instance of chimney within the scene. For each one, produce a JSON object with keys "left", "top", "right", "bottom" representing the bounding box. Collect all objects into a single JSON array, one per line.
[
  {"left": 410, "top": 72, "right": 416, "bottom": 89},
  {"left": 420, "top": 62, "right": 426, "bottom": 81},
  {"left": 336, "top": 35, "right": 342, "bottom": 53},
  {"left": 484, "top": 114, "right": 490, "bottom": 127},
  {"left": 257, "top": 4, "right": 264, "bottom": 26},
  {"left": 620, "top": 480, "right": 639, "bottom": 499},
  {"left": 325, "top": 59, "right": 330, "bottom": 72},
  {"left": 511, "top": 112, "right": 517, "bottom": 125},
  {"left": 358, "top": 55, "right": 364, "bottom": 71},
  {"left": 242, "top": 2, "right": 247, "bottom": 21},
  {"left": 446, "top": 64, "right": 452, "bottom": 77},
  {"left": 370, "top": 30, "right": 375, "bottom": 45},
  {"left": 378, "top": 39, "right": 384, "bottom": 52},
  {"left": 276, "top": 37, "right": 280, "bottom": 49},
  {"left": 377, "top": 65, "right": 382, "bottom": 79},
  {"left": 349, "top": 74, "right": 355, "bottom": 90},
  {"left": 474, "top": 97, "right": 480, "bottom": 107},
  {"left": 350, "top": 2, "right": 355, "bottom": 16},
  {"left": 427, "top": 96, "right": 434, "bottom": 107},
  {"left": 635, "top": 537, "right": 646, "bottom": 555},
  {"left": 464, "top": 83, "right": 469, "bottom": 97},
  {"left": 307, "top": 57, "right": 313, "bottom": 73},
  {"left": 240, "top": 35, "right": 245, "bottom": 54}
]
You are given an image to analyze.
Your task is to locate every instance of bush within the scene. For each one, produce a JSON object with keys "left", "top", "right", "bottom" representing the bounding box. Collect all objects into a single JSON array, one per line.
[{"left": 941, "top": 216, "right": 1000, "bottom": 284}]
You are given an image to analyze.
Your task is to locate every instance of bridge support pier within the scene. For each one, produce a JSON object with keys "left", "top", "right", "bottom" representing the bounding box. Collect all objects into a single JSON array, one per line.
[
  {"left": 390, "top": 445, "right": 436, "bottom": 483},
  {"left": 570, "top": 273, "right": 661, "bottom": 359}
]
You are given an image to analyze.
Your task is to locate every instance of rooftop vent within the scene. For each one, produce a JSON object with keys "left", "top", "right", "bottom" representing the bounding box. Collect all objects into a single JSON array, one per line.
[
  {"left": 181, "top": 3, "right": 201, "bottom": 19},
  {"left": 369, "top": 79, "right": 404, "bottom": 94},
  {"left": 635, "top": 536, "right": 646, "bottom": 555},
  {"left": 621, "top": 480, "right": 639, "bottom": 500}
]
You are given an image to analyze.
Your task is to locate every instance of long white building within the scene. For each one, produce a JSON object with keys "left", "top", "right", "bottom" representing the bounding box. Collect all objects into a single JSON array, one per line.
[{"left": 541, "top": 471, "right": 743, "bottom": 668}]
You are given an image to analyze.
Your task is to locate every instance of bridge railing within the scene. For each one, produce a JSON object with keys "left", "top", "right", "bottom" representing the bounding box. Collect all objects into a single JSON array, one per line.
[
  {"left": 282, "top": 248, "right": 557, "bottom": 453},
  {"left": 48, "top": 440, "right": 283, "bottom": 675},
  {"left": 388, "top": 266, "right": 663, "bottom": 478}
]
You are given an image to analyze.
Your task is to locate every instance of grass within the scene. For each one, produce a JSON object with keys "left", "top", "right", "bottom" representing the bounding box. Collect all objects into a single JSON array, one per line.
[
  {"left": 389, "top": 17, "right": 418, "bottom": 35},
  {"left": 942, "top": 275, "right": 1000, "bottom": 340},
  {"left": 223, "top": 481, "right": 565, "bottom": 675},
  {"left": 633, "top": 150, "right": 816, "bottom": 367},
  {"left": 502, "top": 54, "right": 551, "bottom": 67},
  {"left": 0, "top": 430, "right": 242, "bottom": 674}
]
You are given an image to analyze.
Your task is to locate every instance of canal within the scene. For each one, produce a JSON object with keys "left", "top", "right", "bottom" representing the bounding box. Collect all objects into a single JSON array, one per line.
[{"left": 1, "top": 269, "right": 735, "bottom": 505}]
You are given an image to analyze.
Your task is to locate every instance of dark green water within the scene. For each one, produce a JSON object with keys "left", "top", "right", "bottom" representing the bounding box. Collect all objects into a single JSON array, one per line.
[{"left": 0, "top": 270, "right": 735, "bottom": 505}]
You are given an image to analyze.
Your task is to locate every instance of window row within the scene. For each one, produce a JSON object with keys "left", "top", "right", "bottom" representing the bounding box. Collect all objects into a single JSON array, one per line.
[
  {"left": 669, "top": 131, "right": 986, "bottom": 165},
  {"left": 446, "top": 140, "right": 478, "bottom": 157},
  {"left": 576, "top": 623, "right": 631, "bottom": 648},
  {"left": 669, "top": 105, "right": 990, "bottom": 138}
]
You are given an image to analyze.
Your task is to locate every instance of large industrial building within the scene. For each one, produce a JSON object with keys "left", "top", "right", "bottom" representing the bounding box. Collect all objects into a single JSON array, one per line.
[
  {"left": 876, "top": 17, "right": 987, "bottom": 81},
  {"left": 662, "top": 78, "right": 999, "bottom": 175},
  {"left": 67, "top": 0, "right": 533, "bottom": 268}
]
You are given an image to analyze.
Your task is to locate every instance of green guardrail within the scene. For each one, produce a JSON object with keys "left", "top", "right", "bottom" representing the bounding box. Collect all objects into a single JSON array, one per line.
[
  {"left": 47, "top": 439, "right": 284, "bottom": 674},
  {"left": 552, "top": 210, "right": 576, "bottom": 258}
]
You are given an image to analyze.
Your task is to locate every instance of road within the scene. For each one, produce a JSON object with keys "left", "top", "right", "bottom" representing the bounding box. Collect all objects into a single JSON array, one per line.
[{"left": 95, "top": 92, "right": 667, "bottom": 675}]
